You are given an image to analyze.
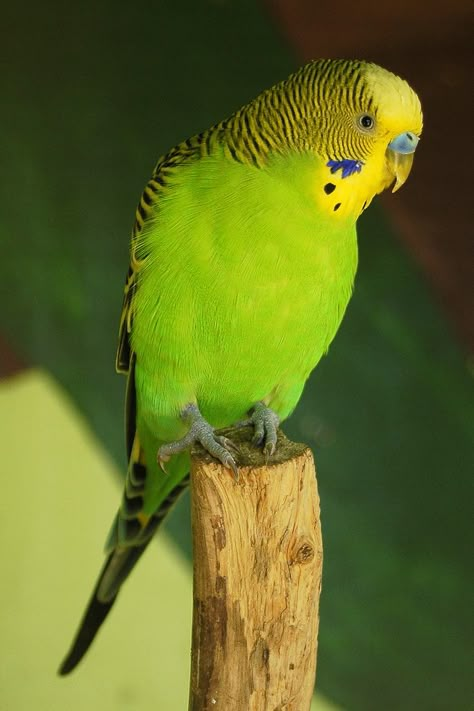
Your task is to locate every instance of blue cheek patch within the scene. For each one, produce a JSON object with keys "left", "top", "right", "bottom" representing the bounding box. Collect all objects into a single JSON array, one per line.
[{"left": 327, "top": 159, "right": 364, "bottom": 178}]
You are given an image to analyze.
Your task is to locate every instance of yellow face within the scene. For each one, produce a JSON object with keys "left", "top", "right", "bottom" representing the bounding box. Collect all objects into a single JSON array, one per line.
[
  {"left": 314, "top": 62, "right": 423, "bottom": 218},
  {"left": 361, "top": 64, "right": 423, "bottom": 193}
]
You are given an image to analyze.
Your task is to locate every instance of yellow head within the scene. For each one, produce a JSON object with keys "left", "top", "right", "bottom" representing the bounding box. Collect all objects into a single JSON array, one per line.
[
  {"left": 272, "top": 59, "right": 423, "bottom": 215},
  {"left": 219, "top": 59, "right": 422, "bottom": 215},
  {"left": 292, "top": 59, "right": 423, "bottom": 194}
]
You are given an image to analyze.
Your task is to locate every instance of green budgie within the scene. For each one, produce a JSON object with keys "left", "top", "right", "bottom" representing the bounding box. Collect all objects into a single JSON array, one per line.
[{"left": 59, "top": 58, "right": 422, "bottom": 674}]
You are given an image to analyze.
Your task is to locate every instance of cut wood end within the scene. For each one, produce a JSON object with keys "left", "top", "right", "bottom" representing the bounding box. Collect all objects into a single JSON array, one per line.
[{"left": 191, "top": 426, "right": 310, "bottom": 470}]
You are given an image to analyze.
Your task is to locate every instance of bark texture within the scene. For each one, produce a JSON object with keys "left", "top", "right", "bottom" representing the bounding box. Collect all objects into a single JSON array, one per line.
[{"left": 189, "top": 427, "right": 322, "bottom": 711}]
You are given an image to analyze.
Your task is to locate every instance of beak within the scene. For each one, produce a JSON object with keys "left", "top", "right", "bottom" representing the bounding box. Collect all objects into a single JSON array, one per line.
[{"left": 386, "top": 131, "right": 419, "bottom": 192}]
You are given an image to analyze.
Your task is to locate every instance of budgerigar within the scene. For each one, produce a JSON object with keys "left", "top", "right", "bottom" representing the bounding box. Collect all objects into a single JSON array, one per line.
[{"left": 59, "top": 58, "right": 422, "bottom": 674}]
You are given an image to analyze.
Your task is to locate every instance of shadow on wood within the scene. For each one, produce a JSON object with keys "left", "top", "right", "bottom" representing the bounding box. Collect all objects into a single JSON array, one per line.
[{"left": 189, "top": 427, "right": 323, "bottom": 711}]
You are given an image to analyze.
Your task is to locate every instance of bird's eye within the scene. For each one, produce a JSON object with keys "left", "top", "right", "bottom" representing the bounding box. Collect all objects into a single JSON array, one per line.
[{"left": 358, "top": 114, "right": 375, "bottom": 131}]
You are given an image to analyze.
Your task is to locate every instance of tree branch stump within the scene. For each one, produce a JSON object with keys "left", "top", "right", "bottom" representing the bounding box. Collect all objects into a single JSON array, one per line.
[{"left": 189, "top": 427, "right": 323, "bottom": 711}]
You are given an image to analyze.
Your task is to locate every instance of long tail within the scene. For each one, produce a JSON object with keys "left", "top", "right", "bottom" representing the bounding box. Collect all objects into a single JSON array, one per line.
[
  {"left": 58, "top": 544, "right": 148, "bottom": 675},
  {"left": 58, "top": 473, "right": 189, "bottom": 675}
]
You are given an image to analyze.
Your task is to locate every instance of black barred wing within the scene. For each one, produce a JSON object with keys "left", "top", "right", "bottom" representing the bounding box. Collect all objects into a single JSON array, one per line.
[{"left": 115, "top": 133, "right": 214, "bottom": 375}]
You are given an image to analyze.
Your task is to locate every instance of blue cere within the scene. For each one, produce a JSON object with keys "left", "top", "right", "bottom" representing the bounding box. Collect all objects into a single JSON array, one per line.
[{"left": 388, "top": 131, "right": 419, "bottom": 155}]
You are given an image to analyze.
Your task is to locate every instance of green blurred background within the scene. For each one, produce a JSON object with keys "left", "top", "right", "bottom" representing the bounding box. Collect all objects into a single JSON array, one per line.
[{"left": 2, "top": 1, "right": 473, "bottom": 709}]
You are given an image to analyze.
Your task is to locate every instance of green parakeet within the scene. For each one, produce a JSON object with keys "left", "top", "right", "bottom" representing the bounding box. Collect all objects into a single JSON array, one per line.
[{"left": 59, "top": 58, "right": 422, "bottom": 674}]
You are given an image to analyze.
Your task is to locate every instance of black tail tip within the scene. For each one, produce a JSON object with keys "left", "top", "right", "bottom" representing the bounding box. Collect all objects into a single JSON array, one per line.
[
  {"left": 57, "top": 572, "right": 119, "bottom": 678},
  {"left": 57, "top": 653, "right": 79, "bottom": 676}
]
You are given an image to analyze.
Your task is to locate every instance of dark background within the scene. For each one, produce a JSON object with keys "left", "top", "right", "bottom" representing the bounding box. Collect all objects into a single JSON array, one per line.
[{"left": 2, "top": 2, "right": 473, "bottom": 709}]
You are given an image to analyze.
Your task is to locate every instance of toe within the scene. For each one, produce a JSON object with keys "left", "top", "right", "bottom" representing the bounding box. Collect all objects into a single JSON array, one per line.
[
  {"left": 252, "top": 418, "right": 265, "bottom": 447},
  {"left": 249, "top": 402, "right": 279, "bottom": 455},
  {"left": 208, "top": 440, "right": 239, "bottom": 479},
  {"left": 215, "top": 435, "right": 240, "bottom": 454}
]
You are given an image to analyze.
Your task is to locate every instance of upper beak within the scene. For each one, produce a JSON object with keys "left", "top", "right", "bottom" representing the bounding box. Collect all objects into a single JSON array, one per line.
[{"left": 386, "top": 131, "right": 419, "bottom": 192}]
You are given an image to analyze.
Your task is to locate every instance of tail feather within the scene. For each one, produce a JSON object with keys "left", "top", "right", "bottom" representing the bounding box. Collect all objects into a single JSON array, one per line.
[
  {"left": 58, "top": 542, "right": 149, "bottom": 675},
  {"left": 58, "top": 559, "right": 118, "bottom": 675},
  {"left": 58, "top": 474, "right": 190, "bottom": 675}
]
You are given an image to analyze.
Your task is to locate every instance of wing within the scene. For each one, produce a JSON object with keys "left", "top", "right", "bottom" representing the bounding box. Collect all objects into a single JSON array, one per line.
[
  {"left": 115, "top": 172, "right": 162, "bottom": 374},
  {"left": 115, "top": 134, "right": 212, "bottom": 375}
]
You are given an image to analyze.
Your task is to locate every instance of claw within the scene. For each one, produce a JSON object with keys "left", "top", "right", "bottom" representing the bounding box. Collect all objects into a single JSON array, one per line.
[
  {"left": 157, "top": 450, "right": 170, "bottom": 475},
  {"left": 222, "top": 452, "right": 239, "bottom": 481},
  {"left": 263, "top": 440, "right": 277, "bottom": 464},
  {"left": 263, "top": 440, "right": 277, "bottom": 458},
  {"left": 158, "top": 460, "right": 169, "bottom": 475}
]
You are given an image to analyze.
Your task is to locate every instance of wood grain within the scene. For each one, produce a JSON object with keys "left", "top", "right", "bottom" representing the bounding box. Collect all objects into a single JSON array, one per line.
[{"left": 189, "top": 428, "right": 322, "bottom": 711}]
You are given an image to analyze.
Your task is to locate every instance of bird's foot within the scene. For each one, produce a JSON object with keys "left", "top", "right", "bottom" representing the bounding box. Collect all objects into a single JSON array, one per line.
[
  {"left": 157, "top": 403, "right": 239, "bottom": 478},
  {"left": 237, "top": 401, "right": 280, "bottom": 458}
]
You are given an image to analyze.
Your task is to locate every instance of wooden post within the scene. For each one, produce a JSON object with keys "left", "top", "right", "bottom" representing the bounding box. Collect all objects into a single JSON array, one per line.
[{"left": 189, "top": 427, "right": 323, "bottom": 711}]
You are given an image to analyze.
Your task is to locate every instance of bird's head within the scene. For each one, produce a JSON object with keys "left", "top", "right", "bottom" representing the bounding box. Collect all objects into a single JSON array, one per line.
[{"left": 288, "top": 59, "right": 423, "bottom": 196}]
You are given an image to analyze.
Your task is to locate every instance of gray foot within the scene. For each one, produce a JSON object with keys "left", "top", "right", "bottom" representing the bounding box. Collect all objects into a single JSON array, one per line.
[
  {"left": 157, "top": 404, "right": 239, "bottom": 477},
  {"left": 238, "top": 401, "right": 280, "bottom": 457}
]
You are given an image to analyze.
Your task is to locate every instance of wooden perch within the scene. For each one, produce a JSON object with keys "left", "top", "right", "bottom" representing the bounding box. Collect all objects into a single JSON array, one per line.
[{"left": 189, "top": 427, "right": 323, "bottom": 711}]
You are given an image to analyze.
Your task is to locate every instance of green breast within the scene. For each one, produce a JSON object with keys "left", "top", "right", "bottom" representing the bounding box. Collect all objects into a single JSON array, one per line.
[{"left": 132, "top": 148, "right": 358, "bottom": 426}]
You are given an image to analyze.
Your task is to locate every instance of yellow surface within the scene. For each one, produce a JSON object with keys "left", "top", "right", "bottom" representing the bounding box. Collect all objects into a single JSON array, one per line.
[{"left": 0, "top": 370, "right": 340, "bottom": 710}]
